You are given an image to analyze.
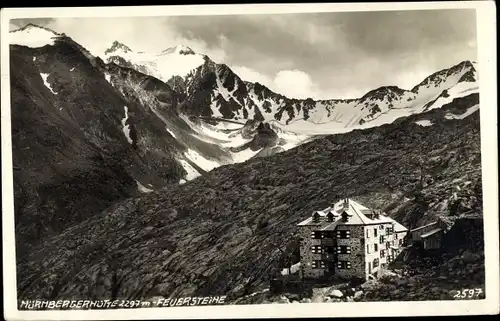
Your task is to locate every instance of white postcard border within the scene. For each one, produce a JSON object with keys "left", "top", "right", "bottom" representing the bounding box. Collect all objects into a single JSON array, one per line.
[{"left": 1, "top": 1, "right": 498, "bottom": 319}]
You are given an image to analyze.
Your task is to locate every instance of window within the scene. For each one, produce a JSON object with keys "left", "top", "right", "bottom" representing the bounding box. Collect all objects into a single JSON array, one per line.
[
  {"left": 379, "top": 224, "right": 384, "bottom": 230},
  {"left": 386, "top": 226, "right": 394, "bottom": 235},
  {"left": 366, "top": 229, "right": 370, "bottom": 238},
  {"left": 311, "top": 260, "right": 325, "bottom": 269},
  {"left": 336, "top": 230, "right": 351, "bottom": 239},
  {"left": 311, "top": 245, "right": 323, "bottom": 254},
  {"left": 373, "top": 258, "right": 379, "bottom": 268},
  {"left": 366, "top": 244, "right": 371, "bottom": 254},
  {"left": 380, "top": 249, "right": 386, "bottom": 257},
  {"left": 324, "top": 231, "right": 335, "bottom": 239},
  {"left": 311, "top": 231, "right": 322, "bottom": 239},
  {"left": 374, "top": 228, "right": 378, "bottom": 237},
  {"left": 399, "top": 239, "right": 403, "bottom": 246},
  {"left": 386, "top": 242, "right": 390, "bottom": 250},
  {"left": 324, "top": 246, "right": 335, "bottom": 254},
  {"left": 380, "top": 235, "right": 385, "bottom": 243},
  {"left": 337, "top": 261, "right": 352, "bottom": 269},
  {"left": 374, "top": 243, "right": 378, "bottom": 252},
  {"left": 395, "top": 232, "right": 398, "bottom": 239},
  {"left": 336, "top": 246, "right": 351, "bottom": 254}
]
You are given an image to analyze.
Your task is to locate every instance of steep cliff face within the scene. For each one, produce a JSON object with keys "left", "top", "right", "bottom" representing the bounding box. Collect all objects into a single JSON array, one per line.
[{"left": 8, "top": 29, "right": 204, "bottom": 246}]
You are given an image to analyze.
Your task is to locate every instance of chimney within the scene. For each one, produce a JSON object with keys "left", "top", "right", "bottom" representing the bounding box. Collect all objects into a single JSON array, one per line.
[
  {"left": 343, "top": 198, "right": 349, "bottom": 211},
  {"left": 341, "top": 211, "right": 349, "bottom": 222},
  {"left": 374, "top": 210, "right": 381, "bottom": 219}
]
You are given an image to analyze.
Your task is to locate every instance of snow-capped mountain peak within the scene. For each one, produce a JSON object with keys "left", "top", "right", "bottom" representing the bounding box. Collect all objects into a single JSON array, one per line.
[
  {"left": 104, "top": 43, "right": 205, "bottom": 83},
  {"left": 104, "top": 40, "right": 133, "bottom": 55},
  {"left": 9, "top": 23, "right": 62, "bottom": 48},
  {"left": 161, "top": 44, "right": 196, "bottom": 55}
]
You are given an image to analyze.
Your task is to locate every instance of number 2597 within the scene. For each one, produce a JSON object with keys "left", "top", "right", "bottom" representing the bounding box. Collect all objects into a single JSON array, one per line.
[{"left": 452, "top": 288, "right": 483, "bottom": 299}]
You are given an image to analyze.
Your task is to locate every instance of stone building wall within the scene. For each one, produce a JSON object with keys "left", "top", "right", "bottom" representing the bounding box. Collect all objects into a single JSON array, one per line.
[
  {"left": 298, "top": 223, "right": 328, "bottom": 279},
  {"left": 335, "top": 225, "right": 365, "bottom": 279}
]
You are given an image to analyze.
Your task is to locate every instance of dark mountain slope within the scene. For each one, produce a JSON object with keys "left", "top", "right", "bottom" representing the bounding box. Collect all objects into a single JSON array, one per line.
[
  {"left": 10, "top": 39, "right": 187, "bottom": 249},
  {"left": 16, "top": 93, "right": 482, "bottom": 302}
]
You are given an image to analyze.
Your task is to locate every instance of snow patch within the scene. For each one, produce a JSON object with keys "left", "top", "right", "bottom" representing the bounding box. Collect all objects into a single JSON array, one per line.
[
  {"left": 40, "top": 73, "right": 58, "bottom": 95},
  {"left": 415, "top": 120, "right": 433, "bottom": 127},
  {"left": 184, "top": 149, "right": 220, "bottom": 172},
  {"left": 179, "top": 179, "right": 187, "bottom": 185},
  {"left": 33, "top": 56, "right": 36, "bottom": 62},
  {"left": 444, "top": 104, "right": 480, "bottom": 120},
  {"left": 104, "top": 73, "right": 112, "bottom": 84},
  {"left": 179, "top": 159, "right": 201, "bottom": 180},
  {"left": 166, "top": 128, "right": 177, "bottom": 139},
  {"left": 121, "top": 106, "right": 133, "bottom": 144},
  {"left": 70, "top": 67, "right": 75, "bottom": 72},
  {"left": 230, "top": 148, "right": 263, "bottom": 163},
  {"left": 136, "top": 180, "right": 153, "bottom": 193}
]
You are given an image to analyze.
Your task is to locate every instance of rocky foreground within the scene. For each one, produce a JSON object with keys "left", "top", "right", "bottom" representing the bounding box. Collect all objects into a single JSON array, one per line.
[{"left": 232, "top": 248, "right": 485, "bottom": 304}]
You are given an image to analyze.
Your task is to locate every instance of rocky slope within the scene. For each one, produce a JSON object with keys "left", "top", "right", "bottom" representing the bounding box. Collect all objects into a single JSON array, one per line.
[
  {"left": 10, "top": 34, "right": 182, "bottom": 248},
  {"left": 9, "top": 25, "right": 290, "bottom": 248},
  {"left": 15, "top": 91, "right": 482, "bottom": 303}
]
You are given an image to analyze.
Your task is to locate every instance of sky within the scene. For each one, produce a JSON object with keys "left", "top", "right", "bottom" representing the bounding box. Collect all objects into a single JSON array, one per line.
[{"left": 9, "top": 9, "right": 477, "bottom": 100}]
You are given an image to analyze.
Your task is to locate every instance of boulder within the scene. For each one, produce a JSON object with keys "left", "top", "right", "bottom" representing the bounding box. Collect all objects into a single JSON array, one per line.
[
  {"left": 286, "top": 293, "right": 301, "bottom": 301},
  {"left": 461, "top": 250, "right": 480, "bottom": 264},
  {"left": 329, "top": 289, "right": 344, "bottom": 298},
  {"left": 354, "top": 291, "right": 364, "bottom": 299},
  {"left": 360, "top": 280, "right": 379, "bottom": 290}
]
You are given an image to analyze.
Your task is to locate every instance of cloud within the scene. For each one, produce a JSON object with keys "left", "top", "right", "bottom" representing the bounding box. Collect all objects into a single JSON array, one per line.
[
  {"left": 232, "top": 66, "right": 272, "bottom": 86},
  {"left": 273, "top": 70, "right": 318, "bottom": 99},
  {"left": 233, "top": 66, "right": 324, "bottom": 100}
]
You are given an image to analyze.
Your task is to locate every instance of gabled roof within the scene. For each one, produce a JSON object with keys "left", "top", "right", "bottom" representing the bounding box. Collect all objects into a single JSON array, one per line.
[
  {"left": 297, "top": 198, "right": 407, "bottom": 230},
  {"left": 393, "top": 220, "right": 409, "bottom": 232},
  {"left": 420, "top": 228, "right": 443, "bottom": 239}
]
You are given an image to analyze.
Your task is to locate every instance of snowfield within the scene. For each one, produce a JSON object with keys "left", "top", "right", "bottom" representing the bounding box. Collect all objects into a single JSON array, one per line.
[
  {"left": 104, "top": 44, "right": 205, "bottom": 82},
  {"left": 445, "top": 104, "right": 480, "bottom": 120},
  {"left": 184, "top": 149, "right": 220, "bottom": 172},
  {"left": 10, "top": 25, "right": 59, "bottom": 48},
  {"left": 178, "top": 159, "right": 201, "bottom": 181}
]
